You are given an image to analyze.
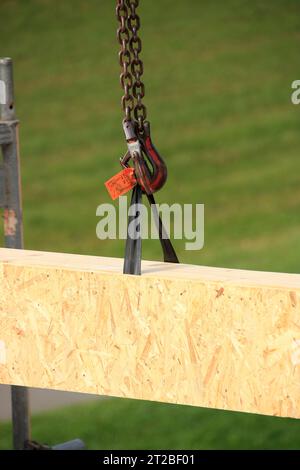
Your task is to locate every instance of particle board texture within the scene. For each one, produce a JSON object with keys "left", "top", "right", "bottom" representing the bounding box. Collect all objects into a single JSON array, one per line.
[{"left": 1, "top": 248, "right": 300, "bottom": 418}]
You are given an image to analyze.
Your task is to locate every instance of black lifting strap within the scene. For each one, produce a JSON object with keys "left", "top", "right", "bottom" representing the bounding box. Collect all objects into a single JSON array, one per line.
[
  {"left": 123, "top": 187, "right": 179, "bottom": 275},
  {"left": 123, "top": 185, "right": 143, "bottom": 275}
]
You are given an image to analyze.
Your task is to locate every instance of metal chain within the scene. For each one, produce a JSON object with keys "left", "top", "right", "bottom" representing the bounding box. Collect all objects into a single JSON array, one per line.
[
  {"left": 116, "top": 0, "right": 133, "bottom": 121},
  {"left": 116, "top": 0, "right": 147, "bottom": 128}
]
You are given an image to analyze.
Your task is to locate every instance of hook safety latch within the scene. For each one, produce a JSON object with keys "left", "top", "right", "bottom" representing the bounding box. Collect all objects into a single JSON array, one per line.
[{"left": 120, "top": 119, "right": 167, "bottom": 195}]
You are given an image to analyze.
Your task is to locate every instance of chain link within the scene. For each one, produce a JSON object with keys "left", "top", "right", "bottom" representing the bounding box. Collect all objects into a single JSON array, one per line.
[{"left": 116, "top": 0, "right": 147, "bottom": 127}]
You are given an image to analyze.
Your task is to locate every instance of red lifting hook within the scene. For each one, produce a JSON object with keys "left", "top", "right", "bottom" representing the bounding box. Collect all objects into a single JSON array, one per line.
[{"left": 120, "top": 120, "right": 167, "bottom": 195}]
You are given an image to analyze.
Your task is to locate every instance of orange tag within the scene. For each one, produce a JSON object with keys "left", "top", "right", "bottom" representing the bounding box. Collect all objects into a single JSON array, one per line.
[{"left": 105, "top": 167, "right": 137, "bottom": 200}]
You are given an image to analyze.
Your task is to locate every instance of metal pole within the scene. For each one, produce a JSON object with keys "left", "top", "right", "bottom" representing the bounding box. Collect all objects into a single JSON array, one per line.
[
  {"left": 11, "top": 387, "right": 30, "bottom": 449},
  {"left": 0, "top": 57, "right": 30, "bottom": 450}
]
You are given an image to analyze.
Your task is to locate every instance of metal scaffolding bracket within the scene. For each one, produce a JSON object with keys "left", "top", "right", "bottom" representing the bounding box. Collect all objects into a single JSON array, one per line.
[{"left": 0, "top": 122, "right": 13, "bottom": 145}]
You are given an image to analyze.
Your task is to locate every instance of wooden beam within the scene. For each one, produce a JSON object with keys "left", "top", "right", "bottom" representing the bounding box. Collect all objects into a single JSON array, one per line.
[{"left": 1, "top": 248, "right": 300, "bottom": 418}]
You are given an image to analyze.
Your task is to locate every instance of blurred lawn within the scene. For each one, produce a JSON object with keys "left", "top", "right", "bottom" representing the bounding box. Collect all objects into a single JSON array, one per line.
[
  {"left": 2, "top": 398, "right": 300, "bottom": 450},
  {"left": 0, "top": 0, "right": 300, "bottom": 449}
]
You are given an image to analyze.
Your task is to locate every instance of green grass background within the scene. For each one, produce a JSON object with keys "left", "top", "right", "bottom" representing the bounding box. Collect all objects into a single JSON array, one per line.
[{"left": 0, "top": 0, "right": 300, "bottom": 449}]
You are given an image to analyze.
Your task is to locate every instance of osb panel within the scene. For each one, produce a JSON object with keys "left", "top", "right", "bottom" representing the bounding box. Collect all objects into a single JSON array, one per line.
[{"left": 0, "top": 248, "right": 300, "bottom": 418}]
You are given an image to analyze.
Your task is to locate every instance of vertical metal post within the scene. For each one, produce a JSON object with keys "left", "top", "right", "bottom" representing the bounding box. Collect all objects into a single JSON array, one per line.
[{"left": 0, "top": 57, "right": 30, "bottom": 449}]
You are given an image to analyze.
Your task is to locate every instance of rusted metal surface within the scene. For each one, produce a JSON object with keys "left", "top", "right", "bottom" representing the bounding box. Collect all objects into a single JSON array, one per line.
[
  {"left": 116, "top": 0, "right": 147, "bottom": 127},
  {"left": 3, "top": 208, "right": 18, "bottom": 237}
]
